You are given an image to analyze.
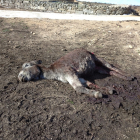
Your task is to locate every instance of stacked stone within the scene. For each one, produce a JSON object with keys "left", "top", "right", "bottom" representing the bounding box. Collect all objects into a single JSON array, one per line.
[{"left": 0, "top": 0, "right": 138, "bottom": 15}]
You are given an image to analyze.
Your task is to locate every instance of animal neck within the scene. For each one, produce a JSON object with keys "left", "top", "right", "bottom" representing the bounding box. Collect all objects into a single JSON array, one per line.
[{"left": 37, "top": 64, "right": 55, "bottom": 80}]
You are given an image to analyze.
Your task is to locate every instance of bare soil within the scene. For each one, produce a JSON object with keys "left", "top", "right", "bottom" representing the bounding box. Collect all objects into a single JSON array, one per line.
[{"left": 1, "top": 17, "right": 140, "bottom": 140}]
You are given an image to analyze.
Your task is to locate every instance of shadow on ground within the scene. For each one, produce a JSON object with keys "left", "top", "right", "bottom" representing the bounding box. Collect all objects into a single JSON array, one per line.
[{"left": 0, "top": 18, "right": 140, "bottom": 140}]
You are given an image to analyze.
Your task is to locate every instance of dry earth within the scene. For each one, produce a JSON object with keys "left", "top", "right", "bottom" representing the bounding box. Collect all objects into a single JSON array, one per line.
[{"left": 1, "top": 16, "right": 140, "bottom": 140}]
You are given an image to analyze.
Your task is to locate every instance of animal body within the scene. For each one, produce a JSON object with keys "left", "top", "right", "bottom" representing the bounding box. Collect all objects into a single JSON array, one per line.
[{"left": 18, "top": 48, "right": 133, "bottom": 98}]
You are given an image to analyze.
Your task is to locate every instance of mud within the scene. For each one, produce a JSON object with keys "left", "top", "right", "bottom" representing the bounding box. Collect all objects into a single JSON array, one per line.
[{"left": 0, "top": 17, "right": 140, "bottom": 140}]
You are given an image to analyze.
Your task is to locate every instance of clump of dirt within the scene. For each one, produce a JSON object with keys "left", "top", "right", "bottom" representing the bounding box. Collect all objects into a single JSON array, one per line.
[{"left": 0, "top": 17, "right": 140, "bottom": 140}]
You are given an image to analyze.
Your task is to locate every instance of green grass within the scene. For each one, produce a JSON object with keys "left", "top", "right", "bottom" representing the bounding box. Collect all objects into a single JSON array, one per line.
[
  {"left": 68, "top": 100, "right": 74, "bottom": 104},
  {"left": 23, "top": 26, "right": 28, "bottom": 29},
  {"left": 2, "top": 28, "right": 10, "bottom": 33}
]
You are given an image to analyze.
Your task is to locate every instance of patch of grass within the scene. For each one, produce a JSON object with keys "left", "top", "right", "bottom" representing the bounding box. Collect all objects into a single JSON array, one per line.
[
  {"left": 2, "top": 28, "right": 10, "bottom": 33},
  {"left": 23, "top": 26, "right": 28, "bottom": 29},
  {"left": 68, "top": 100, "right": 74, "bottom": 104}
]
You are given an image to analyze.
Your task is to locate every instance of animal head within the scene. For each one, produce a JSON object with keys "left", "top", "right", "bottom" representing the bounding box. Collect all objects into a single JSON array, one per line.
[{"left": 18, "top": 60, "right": 42, "bottom": 82}]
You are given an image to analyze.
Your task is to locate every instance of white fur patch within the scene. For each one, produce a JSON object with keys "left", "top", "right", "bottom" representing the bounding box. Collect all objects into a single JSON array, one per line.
[
  {"left": 19, "top": 70, "right": 24, "bottom": 75},
  {"left": 65, "top": 75, "right": 83, "bottom": 89},
  {"left": 22, "top": 63, "right": 32, "bottom": 69}
]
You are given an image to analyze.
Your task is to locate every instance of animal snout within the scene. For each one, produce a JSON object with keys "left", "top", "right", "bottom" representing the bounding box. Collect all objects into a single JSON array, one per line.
[
  {"left": 18, "top": 71, "right": 28, "bottom": 82},
  {"left": 21, "top": 75, "right": 28, "bottom": 82}
]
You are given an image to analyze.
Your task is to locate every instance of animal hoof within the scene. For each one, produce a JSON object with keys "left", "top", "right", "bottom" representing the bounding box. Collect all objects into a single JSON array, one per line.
[
  {"left": 94, "top": 91, "right": 102, "bottom": 98},
  {"left": 106, "top": 86, "right": 114, "bottom": 94}
]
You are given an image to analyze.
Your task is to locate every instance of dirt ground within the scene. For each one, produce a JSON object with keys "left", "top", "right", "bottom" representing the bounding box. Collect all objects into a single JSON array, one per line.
[{"left": 1, "top": 15, "right": 140, "bottom": 140}]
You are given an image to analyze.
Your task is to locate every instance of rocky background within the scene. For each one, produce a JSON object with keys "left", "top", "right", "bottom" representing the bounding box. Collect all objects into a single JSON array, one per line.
[{"left": 0, "top": 0, "right": 139, "bottom": 15}]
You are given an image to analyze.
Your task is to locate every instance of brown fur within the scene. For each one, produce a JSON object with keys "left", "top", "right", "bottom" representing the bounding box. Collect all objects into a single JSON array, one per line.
[{"left": 18, "top": 48, "right": 133, "bottom": 98}]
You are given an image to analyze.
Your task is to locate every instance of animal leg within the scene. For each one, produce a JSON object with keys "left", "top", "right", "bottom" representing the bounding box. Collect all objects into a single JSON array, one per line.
[
  {"left": 95, "top": 57, "right": 125, "bottom": 74},
  {"left": 65, "top": 70, "right": 102, "bottom": 98},
  {"left": 96, "top": 66, "right": 132, "bottom": 80},
  {"left": 86, "top": 81, "right": 113, "bottom": 95},
  {"left": 95, "top": 57, "right": 133, "bottom": 80},
  {"left": 109, "top": 71, "right": 132, "bottom": 80}
]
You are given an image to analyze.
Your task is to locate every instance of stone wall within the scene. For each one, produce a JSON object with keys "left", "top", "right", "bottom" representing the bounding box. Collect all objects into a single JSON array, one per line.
[{"left": 0, "top": 0, "right": 138, "bottom": 15}]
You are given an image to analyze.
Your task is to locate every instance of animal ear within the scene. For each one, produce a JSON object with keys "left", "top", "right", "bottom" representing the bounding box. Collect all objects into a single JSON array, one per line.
[
  {"left": 36, "top": 60, "right": 42, "bottom": 64},
  {"left": 22, "top": 62, "right": 31, "bottom": 69},
  {"left": 22, "top": 60, "right": 42, "bottom": 69},
  {"left": 30, "top": 60, "right": 42, "bottom": 65}
]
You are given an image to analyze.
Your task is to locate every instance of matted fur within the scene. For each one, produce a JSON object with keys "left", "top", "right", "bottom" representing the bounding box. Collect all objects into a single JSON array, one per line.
[{"left": 18, "top": 48, "right": 133, "bottom": 98}]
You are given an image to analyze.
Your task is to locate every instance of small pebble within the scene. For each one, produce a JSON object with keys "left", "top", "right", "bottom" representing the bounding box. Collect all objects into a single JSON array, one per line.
[{"left": 62, "top": 48, "right": 67, "bottom": 51}]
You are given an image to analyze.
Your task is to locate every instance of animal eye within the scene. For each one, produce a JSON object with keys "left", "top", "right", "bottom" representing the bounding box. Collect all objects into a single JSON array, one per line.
[{"left": 25, "top": 64, "right": 29, "bottom": 67}]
